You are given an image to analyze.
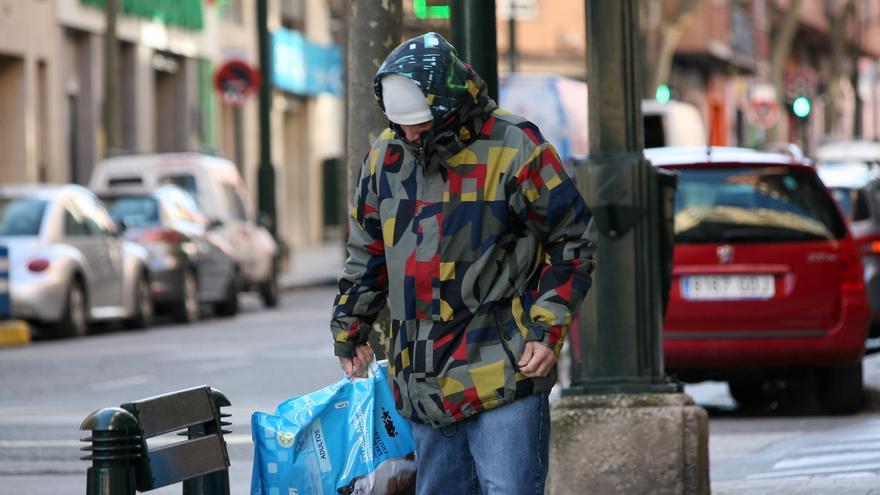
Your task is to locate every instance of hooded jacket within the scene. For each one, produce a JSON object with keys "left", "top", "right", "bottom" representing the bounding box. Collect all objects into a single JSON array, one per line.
[{"left": 331, "top": 33, "right": 597, "bottom": 427}]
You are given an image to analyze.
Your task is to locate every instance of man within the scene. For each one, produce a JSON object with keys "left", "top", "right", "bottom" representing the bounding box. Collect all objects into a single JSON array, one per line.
[{"left": 331, "top": 32, "right": 597, "bottom": 494}]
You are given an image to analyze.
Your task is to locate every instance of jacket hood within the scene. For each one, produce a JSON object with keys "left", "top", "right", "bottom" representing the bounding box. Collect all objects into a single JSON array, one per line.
[{"left": 373, "top": 32, "right": 497, "bottom": 170}]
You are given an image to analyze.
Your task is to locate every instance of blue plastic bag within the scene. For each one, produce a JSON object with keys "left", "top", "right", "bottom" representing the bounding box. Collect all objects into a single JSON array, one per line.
[{"left": 251, "top": 360, "right": 417, "bottom": 495}]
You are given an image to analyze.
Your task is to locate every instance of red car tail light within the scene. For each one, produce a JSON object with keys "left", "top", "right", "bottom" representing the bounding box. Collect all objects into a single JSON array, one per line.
[
  {"left": 840, "top": 238, "right": 866, "bottom": 295},
  {"left": 27, "top": 258, "right": 50, "bottom": 272},
  {"left": 143, "top": 229, "right": 183, "bottom": 244},
  {"left": 856, "top": 235, "right": 880, "bottom": 255}
]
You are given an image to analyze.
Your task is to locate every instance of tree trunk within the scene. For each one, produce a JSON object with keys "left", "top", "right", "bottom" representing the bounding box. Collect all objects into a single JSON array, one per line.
[
  {"left": 344, "top": 0, "right": 402, "bottom": 359},
  {"left": 652, "top": 0, "right": 703, "bottom": 96},
  {"left": 825, "top": 0, "right": 855, "bottom": 137},
  {"left": 769, "top": 0, "right": 802, "bottom": 142}
]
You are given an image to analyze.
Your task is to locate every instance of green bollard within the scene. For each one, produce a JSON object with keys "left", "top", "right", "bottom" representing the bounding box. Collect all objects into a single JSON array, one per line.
[{"left": 80, "top": 407, "right": 142, "bottom": 495}]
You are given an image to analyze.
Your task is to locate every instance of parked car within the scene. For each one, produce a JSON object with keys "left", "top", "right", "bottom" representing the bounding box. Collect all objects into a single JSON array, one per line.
[
  {"left": 647, "top": 147, "right": 869, "bottom": 414},
  {"left": 817, "top": 165, "right": 880, "bottom": 339},
  {"left": 89, "top": 152, "right": 280, "bottom": 309},
  {"left": 99, "top": 185, "right": 238, "bottom": 321},
  {"left": 0, "top": 184, "right": 153, "bottom": 337}
]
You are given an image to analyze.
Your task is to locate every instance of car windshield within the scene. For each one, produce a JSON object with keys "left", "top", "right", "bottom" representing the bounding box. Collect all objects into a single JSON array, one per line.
[
  {"left": 103, "top": 196, "right": 160, "bottom": 227},
  {"left": 673, "top": 166, "right": 847, "bottom": 243},
  {"left": 0, "top": 197, "right": 48, "bottom": 236}
]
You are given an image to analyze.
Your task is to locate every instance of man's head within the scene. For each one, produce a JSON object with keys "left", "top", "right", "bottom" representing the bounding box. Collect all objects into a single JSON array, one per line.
[{"left": 380, "top": 73, "right": 433, "bottom": 143}]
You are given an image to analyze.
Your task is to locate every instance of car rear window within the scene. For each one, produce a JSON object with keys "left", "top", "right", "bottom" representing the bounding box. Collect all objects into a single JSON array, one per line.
[
  {"left": 673, "top": 166, "right": 848, "bottom": 243},
  {"left": 103, "top": 196, "right": 160, "bottom": 227},
  {"left": 0, "top": 198, "right": 47, "bottom": 236}
]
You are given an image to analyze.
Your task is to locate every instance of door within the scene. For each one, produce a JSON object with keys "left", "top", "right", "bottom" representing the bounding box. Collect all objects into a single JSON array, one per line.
[
  {"left": 221, "top": 181, "right": 259, "bottom": 284},
  {"left": 63, "top": 198, "right": 111, "bottom": 313}
]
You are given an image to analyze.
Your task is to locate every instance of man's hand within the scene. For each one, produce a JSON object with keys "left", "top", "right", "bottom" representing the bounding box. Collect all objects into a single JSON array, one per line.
[
  {"left": 339, "top": 344, "right": 374, "bottom": 378},
  {"left": 517, "top": 341, "right": 557, "bottom": 377}
]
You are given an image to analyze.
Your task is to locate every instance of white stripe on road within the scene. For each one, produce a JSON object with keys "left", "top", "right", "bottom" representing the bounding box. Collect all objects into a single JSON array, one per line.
[
  {"left": 797, "top": 439, "right": 880, "bottom": 455},
  {"left": 773, "top": 451, "right": 880, "bottom": 470},
  {"left": 0, "top": 434, "right": 252, "bottom": 449},
  {"left": 89, "top": 375, "right": 156, "bottom": 391},
  {"left": 747, "top": 461, "right": 880, "bottom": 480}
]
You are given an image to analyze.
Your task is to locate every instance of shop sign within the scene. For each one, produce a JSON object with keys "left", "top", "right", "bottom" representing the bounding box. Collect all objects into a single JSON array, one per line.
[{"left": 272, "top": 29, "right": 343, "bottom": 97}]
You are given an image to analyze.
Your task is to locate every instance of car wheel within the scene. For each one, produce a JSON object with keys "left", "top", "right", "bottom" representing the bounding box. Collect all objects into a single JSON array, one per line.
[
  {"left": 259, "top": 265, "right": 279, "bottom": 308},
  {"left": 728, "top": 378, "right": 775, "bottom": 408},
  {"left": 173, "top": 269, "right": 200, "bottom": 324},
  {"left": 57, "top": 279, "right": 88, "bottom": 338},
  {"left": 819, "top": 364, "right": 863, "bottom": 415},
  {"left": 124, "top": 274, "right": 154, "bottom": 330},
  {"left": 213, "top": 276, "right": 239, "bottom": 317}
]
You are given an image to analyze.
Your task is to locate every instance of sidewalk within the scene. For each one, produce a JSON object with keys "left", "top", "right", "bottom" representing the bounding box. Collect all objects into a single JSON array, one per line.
[{"left": 279, "top": 241, "right": 346, "bottom": 290}]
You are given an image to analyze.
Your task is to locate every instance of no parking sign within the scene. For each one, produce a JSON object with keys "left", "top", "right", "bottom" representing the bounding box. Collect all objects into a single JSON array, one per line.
[{"left": 214, "top": 60, "right": 261, "bottom": 107}]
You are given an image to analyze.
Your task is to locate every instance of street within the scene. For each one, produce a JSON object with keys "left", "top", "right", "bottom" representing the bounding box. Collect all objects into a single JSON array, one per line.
[{"left": 2, "top": 287, "right": 880, "bottom": 494}]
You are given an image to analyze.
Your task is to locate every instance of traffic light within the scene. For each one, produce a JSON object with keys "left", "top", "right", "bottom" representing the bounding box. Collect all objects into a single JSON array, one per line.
[
  {"left": 413, "top": 0, "right": 450, "bottom": 19},
  {"left": 792, "top": 96, "right": 811, "bottom": 119},
  {"left": 655, "top": 84, "right": 671, "bottom": 104}
]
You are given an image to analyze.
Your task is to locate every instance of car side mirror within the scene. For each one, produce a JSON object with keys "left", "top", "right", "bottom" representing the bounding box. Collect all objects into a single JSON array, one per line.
[
  {"left": 257, "top": 212, "right": 273, "bottom": 231},
  {"left": 115, "top": 218, "right": 128, "bottom": 235}
]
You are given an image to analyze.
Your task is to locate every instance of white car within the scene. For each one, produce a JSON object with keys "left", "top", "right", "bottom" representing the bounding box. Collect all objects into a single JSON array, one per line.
[
  {"left": 89, "top": 152, "right": 280, "bottom": 309},
  {"left": 0, "top": 184, "right": 153, "bottom": 337}
]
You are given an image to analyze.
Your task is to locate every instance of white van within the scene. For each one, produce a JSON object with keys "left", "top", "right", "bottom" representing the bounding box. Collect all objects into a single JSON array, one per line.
[
  {"left": 498, "top": 74, "right": 708, "bottom": 158},
  {"left": 89, "top": 152, "right": 280, "bottom": 309},
  {"left": 641, "top": 100, "right": 708, "bottom": 148}
]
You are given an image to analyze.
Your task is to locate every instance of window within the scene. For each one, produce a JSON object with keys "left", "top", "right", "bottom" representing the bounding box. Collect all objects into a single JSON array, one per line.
[
  {"left": 108, "top": 177, "right": 143, "bottom": 187},
  {"left": 103, "top": 196, "right": 160, "bottom": 227},
  {"left": 0, "top": 198, "right": 47, "bottom": 236},
  {"left": 70, "top": 195, "right": 111, "bottom": 237},
  {"left": 673, "top": 166, "right": 847, "bottom": 243},
  {"left": 222, "top": 183, "right": 248, "bottom": 221},
  {"left": 159, "top": 174, "right": 198, "bottom": 202},
  {"left": 64, "top": 205, "right": 89, "bottom": 237},
  {"left": 829, "top": 187, "right": 870, "bottom": 223}
]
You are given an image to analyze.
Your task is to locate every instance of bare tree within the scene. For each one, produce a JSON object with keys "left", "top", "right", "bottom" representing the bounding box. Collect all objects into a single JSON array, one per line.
[
  {"left": 769, "top": 0, "right": 802, "bottom": 141},
  {"left": 824, "top": 0, "right": 857, "bottom": 136},
  {"left": 645, "top": 0, "right": 704, "bottom": 98}
]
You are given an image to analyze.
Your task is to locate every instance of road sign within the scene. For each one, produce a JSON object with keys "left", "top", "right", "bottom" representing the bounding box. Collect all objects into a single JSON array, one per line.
[
  {"left": 214, "top": 60, "right": 261, "bottom": 107},
  {"left": 747, "top": 83, "right": 780, "bottom": 129}
]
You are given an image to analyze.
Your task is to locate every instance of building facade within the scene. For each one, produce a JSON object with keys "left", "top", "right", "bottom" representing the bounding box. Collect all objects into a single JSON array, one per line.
[{"left": 0, "top": 0, "right": 345, "bottom": 252}]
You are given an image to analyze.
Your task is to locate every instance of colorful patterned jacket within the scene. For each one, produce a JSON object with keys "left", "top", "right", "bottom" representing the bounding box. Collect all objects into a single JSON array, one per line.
[{"left": 331, "top": 33, "right": 597, "bottom": 427}]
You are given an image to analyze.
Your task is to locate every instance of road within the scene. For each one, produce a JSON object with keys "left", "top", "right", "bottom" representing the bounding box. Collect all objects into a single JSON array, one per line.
[{"left": 2, "top": 286, "right": 880, "bottom": 494}]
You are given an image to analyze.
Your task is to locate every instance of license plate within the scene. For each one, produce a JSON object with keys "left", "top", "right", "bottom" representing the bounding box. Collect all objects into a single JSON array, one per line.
[{"left": 681, "top": 275, "right": 775, "bottom": 301}]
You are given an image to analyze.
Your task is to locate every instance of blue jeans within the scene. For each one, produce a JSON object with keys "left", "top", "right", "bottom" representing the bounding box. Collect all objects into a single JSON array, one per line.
[{"left": 410, "top": 392, "right": 550, "bottom": 495}]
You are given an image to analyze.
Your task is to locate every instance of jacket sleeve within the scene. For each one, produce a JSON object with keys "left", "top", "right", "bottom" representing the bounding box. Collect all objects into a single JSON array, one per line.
[
  {"left": 509, "top": 142, "right": 598, "bottom": 355},
  {"left": 330, "top": 151, "right": 388, "bottom": 358}
]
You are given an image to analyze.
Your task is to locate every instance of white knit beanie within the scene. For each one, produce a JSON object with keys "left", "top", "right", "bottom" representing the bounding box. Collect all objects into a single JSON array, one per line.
[{"left": 381, "top": 74, "right": 433, "bottom": 125}]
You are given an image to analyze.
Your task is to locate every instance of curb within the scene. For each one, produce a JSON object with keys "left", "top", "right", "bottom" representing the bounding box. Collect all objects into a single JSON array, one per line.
[{"left": 0, "top": 320, "right": 31, "bottom": 347}]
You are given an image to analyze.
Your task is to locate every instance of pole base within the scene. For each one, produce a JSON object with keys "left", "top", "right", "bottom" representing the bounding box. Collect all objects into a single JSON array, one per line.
[{"left": 548, "top": 393, "right": 709, "bottom": 495}]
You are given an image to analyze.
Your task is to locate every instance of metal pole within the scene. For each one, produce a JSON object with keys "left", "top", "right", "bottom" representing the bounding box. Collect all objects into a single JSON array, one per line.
[
  {"left": 257, "top": 0, "right": 277, "bottom": 237},
  {"left": 233, "top": 107, "right": 244, "bottom": 176},
  {"left": 508, "top": 15, "right": 517, "bottom": 73},
  {"left": 451, "top": 0, "right": 498, "bottom": 101},
  {"left": 569, "top": 0, "right": 678, "bottom": 395},
  {"left": 103, "top": 0, "right": 120, "bottom": 154}
]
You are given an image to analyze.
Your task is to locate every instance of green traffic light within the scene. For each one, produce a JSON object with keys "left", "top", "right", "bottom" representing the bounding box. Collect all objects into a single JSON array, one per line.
[
  {"left": 413, "top": 0, "right": 450, "bottom": 19},
  {"left": 792, "top": 96, "right": 811, "bottom": 118},
  {"left": 655, "top": 84, "right": 671, "bottom": 104}
]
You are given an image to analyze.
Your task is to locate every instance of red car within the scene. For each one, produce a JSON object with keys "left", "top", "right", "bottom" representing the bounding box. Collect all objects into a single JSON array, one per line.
[{"left": 646, "top": 147, "right": 869, "bottom": 414}]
